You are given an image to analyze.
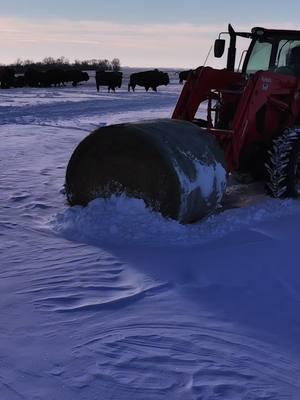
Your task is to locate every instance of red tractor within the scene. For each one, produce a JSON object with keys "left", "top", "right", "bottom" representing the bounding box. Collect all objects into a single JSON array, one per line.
[{"left": 66, "top": 25, "right": 300, "bottom": 223}]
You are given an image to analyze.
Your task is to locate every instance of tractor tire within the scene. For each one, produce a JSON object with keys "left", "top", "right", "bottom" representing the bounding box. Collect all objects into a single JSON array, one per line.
[{"left": 265, "top": 128, "right": 300, "bottom": 198}]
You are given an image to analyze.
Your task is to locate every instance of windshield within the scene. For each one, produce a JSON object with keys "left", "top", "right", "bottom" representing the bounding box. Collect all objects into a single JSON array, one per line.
[
  {"left": 245, "top": 40, "right": 272, "bottom": 74},
  {"left": 245, "top": 37, "right": 300, "bottom": 75}
]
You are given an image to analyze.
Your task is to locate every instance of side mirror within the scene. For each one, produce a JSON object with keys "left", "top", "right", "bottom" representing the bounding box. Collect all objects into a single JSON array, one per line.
[{"left": 214, "top": 39, "right": 225, "bottom": 58}]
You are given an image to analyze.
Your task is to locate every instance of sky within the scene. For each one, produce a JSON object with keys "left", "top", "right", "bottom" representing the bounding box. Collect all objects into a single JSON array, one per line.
[{"left": 1, "top": 0, "right": 300, "bottom": 68}]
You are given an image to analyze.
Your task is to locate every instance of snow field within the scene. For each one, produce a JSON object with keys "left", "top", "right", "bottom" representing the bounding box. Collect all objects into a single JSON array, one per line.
[{"left": 1, "top": 74, "right": 300, "bottom": 399}]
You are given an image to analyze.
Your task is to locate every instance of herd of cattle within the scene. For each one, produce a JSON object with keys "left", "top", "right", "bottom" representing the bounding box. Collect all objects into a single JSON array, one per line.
[
  {"left": 0, "top": 66, "right": 193, "bottom": 92},
  {"left": 0, "top": 67, "right": 89, "bottom": 89}
]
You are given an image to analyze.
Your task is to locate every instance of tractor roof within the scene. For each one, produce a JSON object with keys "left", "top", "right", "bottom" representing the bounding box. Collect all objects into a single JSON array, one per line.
[
  {"left": 251, "top": 27, "right": 300, "bottom": 39},
  {"left": 233, "top": 26, "right": 300, "bottom": 40}
]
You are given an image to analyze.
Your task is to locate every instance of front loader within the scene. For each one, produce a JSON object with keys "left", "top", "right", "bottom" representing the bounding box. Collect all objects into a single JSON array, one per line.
[{"left": 66, "top": 24, "right": 300, "bottom": 223}]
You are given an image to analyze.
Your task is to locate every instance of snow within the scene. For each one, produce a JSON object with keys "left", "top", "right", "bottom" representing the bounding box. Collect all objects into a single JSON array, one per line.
[
  {"left": 173, "top": 150, "right": 226, "bottom": 217},
  {"left": 1, "top": 72, "right": 300, "bottom": 399}
]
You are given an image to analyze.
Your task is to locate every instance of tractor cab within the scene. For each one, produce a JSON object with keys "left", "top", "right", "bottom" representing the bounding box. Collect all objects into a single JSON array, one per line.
[
  {"left": 215, "top": 24, "right": 300, "bottom": 76},
  {"left": 243, "top": 28, "right": 300, "bottom": 76}
]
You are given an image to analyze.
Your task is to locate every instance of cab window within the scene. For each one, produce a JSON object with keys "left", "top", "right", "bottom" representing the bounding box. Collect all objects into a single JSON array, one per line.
[
  {"left": 245, "top": 40, "right": 272, "bottom": 74},
  {"left": 276, "top": 40, "right": 300, "bottom": 68}
]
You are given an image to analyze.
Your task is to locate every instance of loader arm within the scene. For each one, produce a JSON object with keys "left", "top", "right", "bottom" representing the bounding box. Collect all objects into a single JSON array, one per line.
[
  {"left": 172, "top": 66, "right": 244, "bottom": 121},
  {"left": 172, "top": 66, "right": 300, "bottom": 171}
]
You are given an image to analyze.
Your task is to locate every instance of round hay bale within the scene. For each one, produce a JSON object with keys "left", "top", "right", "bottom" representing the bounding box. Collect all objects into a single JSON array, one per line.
[{"left": 65, "top": 119, "right": 227, "bottom": 223}]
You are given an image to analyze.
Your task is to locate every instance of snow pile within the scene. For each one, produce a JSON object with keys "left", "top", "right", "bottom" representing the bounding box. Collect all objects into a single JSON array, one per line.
[
  {"left": 53, "top": 195, "right": 186, "bottom": 246},
  {"left": 53, "top": 192, "right": 300, "bottom": 247}
]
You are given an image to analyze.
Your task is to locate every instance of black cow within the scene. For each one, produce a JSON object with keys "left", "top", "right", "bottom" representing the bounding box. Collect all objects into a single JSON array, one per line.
[
  {"left": 24, "top": 68, "right": 45, "bottom": 87},
  {"left": 0, "top": 67, "right": 15, "bottom": 88},
  {"left": 44, "top": 68, "right": 66, "bottom": 87},
  {"left": 128, "top": 69, "right": 169, "bottom": 92},
  {"left": 13, "top": 75, "right": 26, "bottom": 88},
  {"left": 178, "top": 69, "right": 193, "bottom": 84},
  {"left": 95, "top": 71, "right": 123, "bottom": 92},
  {"left": 65, "top": 70, "right": 89, "bottom": 87}
]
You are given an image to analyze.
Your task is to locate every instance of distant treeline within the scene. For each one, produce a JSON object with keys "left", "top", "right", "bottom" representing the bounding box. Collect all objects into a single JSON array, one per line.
[{"left": 4, "top": 57, "right": 121, "bottom": 73}]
